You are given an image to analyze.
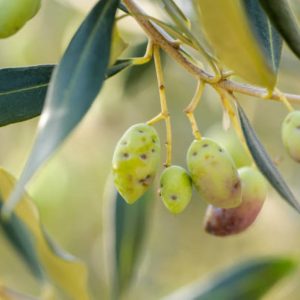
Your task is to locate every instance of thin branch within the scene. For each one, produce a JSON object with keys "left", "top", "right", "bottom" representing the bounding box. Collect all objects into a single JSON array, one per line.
[{"left": 122, "top": 0, "right": 300, "bottom": 105}]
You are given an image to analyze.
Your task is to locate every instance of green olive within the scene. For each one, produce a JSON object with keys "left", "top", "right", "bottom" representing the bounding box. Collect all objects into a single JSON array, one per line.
[
  {"left": 112, "top": 123, "right": 161, "bottom": 204},
  {"left": 159, "top": 166, "right": 192, "bottom": 214},
  {"left": 0, "top": 0, "right": 41, "bottom": 38},
  {"left": 205, "top": 166, "right": 267, "bottom": 236},
  {"left": 187, "top": 138, "right": 242, "bottom": 208},
  {"left": 205, "top": 124, "right": 252, "bottom": 168}
]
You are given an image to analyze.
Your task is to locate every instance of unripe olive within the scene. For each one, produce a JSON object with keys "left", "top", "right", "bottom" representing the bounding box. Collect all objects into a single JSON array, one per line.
[
  {"left": 205, "top": 166, "right": 267, "bottom": 236},
  {"left": 281, "top": 111, "right": 300, "bottom": 162},
  {"left": 112, "top": 123, "right": 161, "bottom": 204},
  {"left": 0, "top": 0, "right": 41, "bottom": 38},
  {"left": 159, "top": 166, "right": 192, "bottom": 214},
  {"left": 187, "top": 138, "right": 242, "bottom": 208},
  {"left": 206, "top": 124, "right": 252, "bottom": 168}
]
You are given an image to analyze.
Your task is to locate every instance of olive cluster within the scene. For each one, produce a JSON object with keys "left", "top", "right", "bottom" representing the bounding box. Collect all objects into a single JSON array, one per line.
[{"left": 112, "top": 123, "right": 268, "bottom": 236}]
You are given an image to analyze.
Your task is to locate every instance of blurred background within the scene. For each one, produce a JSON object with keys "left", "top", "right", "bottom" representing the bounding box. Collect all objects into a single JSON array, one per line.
[{"left": 0, "top": 0, "right": 300, "bottom": 299}]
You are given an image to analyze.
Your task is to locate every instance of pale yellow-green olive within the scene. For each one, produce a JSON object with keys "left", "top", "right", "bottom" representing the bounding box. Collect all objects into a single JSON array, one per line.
[
  {"left": 187, "top": 138, "right": 242, "bottom": 208},
  {"left": 159, "top": 166, "right": 192, "bottom": 214},
  {"left": 205, "top": 166, "right": 267, "bottom": 236},
  {"left": 281, "top": 111, "right": 300, "bottom": 162},
  {"left": 0, "top": 0, "right": 41, "bottom": 38},
  {"left": 112, "top": 123, "right": 161, "bottom": 204}
]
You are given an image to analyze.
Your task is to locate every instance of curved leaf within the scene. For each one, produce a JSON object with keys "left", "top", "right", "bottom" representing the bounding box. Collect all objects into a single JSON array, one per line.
[
  {"left": 163, "top": 258, "right": 296, "bottom": 300},
  {"left": 259, "top": 0, "right": 300, "bottom": 60},
  {"left": 194, "top": 0, "right": 276, "bottom": 89},
  {"left": 0, "top": 168, "right": 90, "bottom": 300},
  {"left": 104, "top": 181, "right": 153, "bottom": 298},
  {"left": 3, "top": 0, "right": 120, "bottom": 215},
  {"left": 237, "top": 103, "right": 300, "bottom": 213},
  {"left": 0, "top": 65, "right": 53, "bottom": 126},
  {"left": 242, "top": 0, "right": 282, "bottom": 72}
]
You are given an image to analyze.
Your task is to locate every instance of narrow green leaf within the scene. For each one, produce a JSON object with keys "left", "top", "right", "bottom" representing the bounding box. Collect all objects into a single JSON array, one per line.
[
  {"left": 237, "top": 103, "right": 300, "bottom": 213},
  {"left": 0, "top": 168, "right": 90, "bottom": 300},
  {"left": 118, "top": 3, "right": 129, "bottom": 14},
  {"left": 0, "top": 61, "right": 130, "bottom": 127},
  {"left": 161, "top": 0, "right": 191, "bottom": 32},
  {"left": 194, "top": 0, "right": 276, "bottom": 89},
  {"left": 106, "top": 59, "right": 132, "bottom": 78},
  {"left": 0, "top": 65, "right": 53, "bottom": 126},
  {"left": 163, "top": 258, "right": 296, "bottom": 300},
  {"left": 259, "top": 0, "right": 300, "bottom": 60},
  {"left": 0, "top": 201, "right": 44, "bottom": 280},
  {"left": 105, "top": 183, "right": 153, "bottom": 298},
  {"left": 3, "top": 0, "right": 120, "bottom": 215},
  {"left": 242, "top": 0, "right": 282, "bottom": 72}
]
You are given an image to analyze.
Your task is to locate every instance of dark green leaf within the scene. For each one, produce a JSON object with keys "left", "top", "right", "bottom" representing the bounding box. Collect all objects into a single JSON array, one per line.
[
  {"left": 0, "top": 65, "right": 53, "bottom": 126},
  {"left": 164, "top": 258, "right": 296, "bottom": 300},
  {"left": 237, "top": 103, "right": 300, "bottom": 213},
  {"left": 0, "top": 61, "right": 130, "bottom": 127},
  {"left": 243, "top": 0, "right": 282, "bottom": 72},
  {"left": 118, "top": 3, "right": 129, "bottom": 14},
  {"left": 106, "top": 59, "right": 132, "bottom": 78},
  {"left": 3, "top": 0, "right": 120, "bottom": 215},
  {"left": 259, "top": 0, "right": 300, "bottom": 60},
  {"left": 107, "top": 188, "right": 153, "bottom": 298},
  {"left": 0, "top": 201, "right": 44, "bottom": 280}
]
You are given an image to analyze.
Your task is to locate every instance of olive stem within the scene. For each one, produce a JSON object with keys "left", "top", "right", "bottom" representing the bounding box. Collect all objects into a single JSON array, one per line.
[
  {"left": 184, "top": 80, "right": 205, "bottom": 140},
  {"left": 214, "top": 86, "right": 252, "bottom": 158},
  {"left": 274, "top": 88, "right": 294, "bottom": 112},
  {"left": 122, "top": 0, "right": 300, "bottom": 104},
  {"left": 150, "top": 45, "right": 172, "bottom": 167},
  {"left": 131, "top": 39, "right": 154, "bottom": 65}
]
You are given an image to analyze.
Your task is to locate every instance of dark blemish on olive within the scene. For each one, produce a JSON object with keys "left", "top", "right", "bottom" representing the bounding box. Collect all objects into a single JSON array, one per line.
[
  {"left": 140, "top": 154, "right": 147, "bottom": 160},
  {"left": 170, "top": 195, "right": 178, "bottom": 201},
  {"left": 121, "top": 140, "right": 127, "bottom": 145},
  {"left": 203, "top": 143, "right": 209, "bottom": 148},
  {"left": 192, "top": 152, "right": 197, "bottom": 156},
  {"left": 138, "top": 129, "right": 144, "bottom": 133},
  {"left": 205, "top": 154, "right": 211, "bottom": 160},
  {"left": 233, "top": 180, "right": 241, "bottom": 191},
  {"left": 218, "top": 148, "right": 223, "bottom": 152},
  {"left": 141, "top": 137, "right": 147, "bottom": 142},
  {"left": 139, "top": 174, "right": 152, "bottom": 186},
  {"left": 123, "top": 153, "right": 129, "bottom": 158},
  {"left": 152, "top": 138, "right": 157, "bottom": 143},
  {"left": 151, "top": 148, "right": 155, "bottom": 153}
]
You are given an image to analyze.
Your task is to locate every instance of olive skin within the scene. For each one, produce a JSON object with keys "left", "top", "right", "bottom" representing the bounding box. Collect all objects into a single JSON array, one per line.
[
  {"left": 205, "top": 167, "right": 267, "bottom": 236},
  {"left": 159, "top": 166, "right": 192, "bottom": 214},
  {"left": 0, "top": 0, "right": 41, "bottom": 38},
  {"left": 281, "top": 111, "right": 300, "bottom": 162},
  {"left": 112, "top": 123, "right": 161, "bottom": 204},
  {"left": 187, "top": 138, "right": 242, "bottom": 208}
]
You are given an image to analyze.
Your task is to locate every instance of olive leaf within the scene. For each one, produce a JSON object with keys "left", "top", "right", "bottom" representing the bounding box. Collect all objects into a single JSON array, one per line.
[
  {"left": 0, "top": 60, "right": 131, "bottom": 127},
  {"left": 242, "top": 0, "right": 282, "bottom": 73},
  {"left": 237, "top": 103, "right": 300, "bottom": 213},
  {"left": 104, "top": 182, "right": 153, "bottom": 298},
  {"left": 0, "top": 168, "right": 90, "bottom": 300},
  {"left": 161, "top": 0, "right": 191, "bottom": 33},
  {"left": 0, "top": 65, "right": 53, "bottom": 126},
  {"left": 194, "top": 0, "right": 276, "bottom": 89},
  {"left": 2, "top": 0, "right": 120, "bottom": 215},
  {"left": 163, "top": 258, "right": 296, "bottom": 300},
  {"left": 259, "top": 0, "right": 300, "bottom": 60}
]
